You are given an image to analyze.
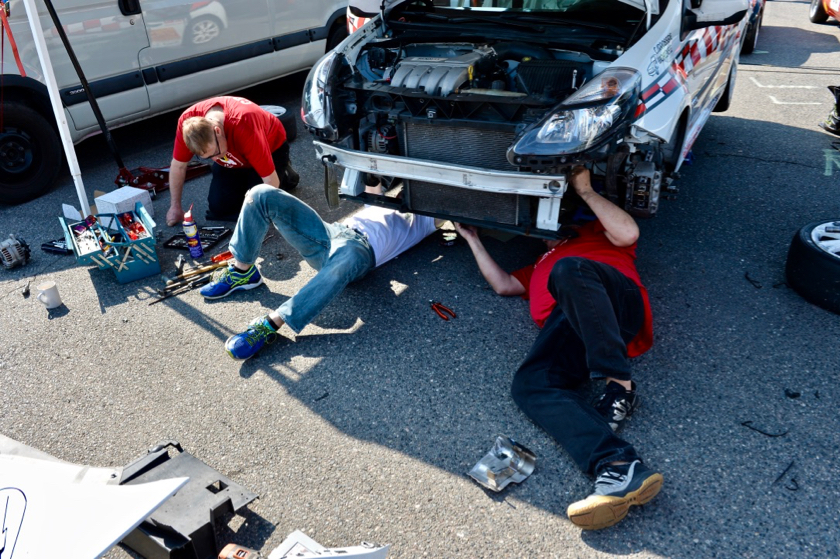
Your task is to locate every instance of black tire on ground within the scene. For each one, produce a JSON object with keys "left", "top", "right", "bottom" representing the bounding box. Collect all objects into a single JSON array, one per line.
[
  {"left": 785, "top": 220, "right": 840, "bottom": 314},
  {"left": 713, "top": 62, "right": 737, "bottom": 112},
  {"left": 260, "top": 104, "right": 297, "bottom": 143},
  {"left": 809, "top": 0, "right": 829, "bottom": 23},
  {"left": 741, "top": 9, "right": 762, "bottom": 54},
  {"left": 0, "top": 103, "right": 63, "bottom": 205}
]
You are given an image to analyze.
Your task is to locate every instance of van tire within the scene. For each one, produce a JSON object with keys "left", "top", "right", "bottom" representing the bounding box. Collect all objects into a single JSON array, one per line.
[
  {"left": 0, "top": 103, "right": 63, "bottom": 205},
  {"left": 785, "top": 220, "right": 840, "bottom": 315}
]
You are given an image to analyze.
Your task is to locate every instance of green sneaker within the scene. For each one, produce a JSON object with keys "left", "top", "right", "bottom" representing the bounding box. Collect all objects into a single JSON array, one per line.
[{"left": 225, "top": 315, "right": 277, "bottom": 361}]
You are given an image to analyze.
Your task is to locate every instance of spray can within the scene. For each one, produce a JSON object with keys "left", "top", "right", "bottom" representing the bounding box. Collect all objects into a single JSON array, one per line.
[{"left": 182, "top": 205, "right": 204, "bottom": 259}]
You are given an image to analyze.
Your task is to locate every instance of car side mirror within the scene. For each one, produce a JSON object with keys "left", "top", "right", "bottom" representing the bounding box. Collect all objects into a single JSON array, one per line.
[{"left": 684, "top": 0, "right": 748, "bottom": 30}]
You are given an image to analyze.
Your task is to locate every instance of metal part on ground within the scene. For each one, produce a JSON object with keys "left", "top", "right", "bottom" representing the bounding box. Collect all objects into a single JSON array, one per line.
[
  {"left": 268, "top": 530, "right": 390, "bottom": 559},
  {"left": 468, "top": 435, "right": 537, "bottom": 492},
  {"left": 0, "top": 235, "right": 31, "bottom": 268}
]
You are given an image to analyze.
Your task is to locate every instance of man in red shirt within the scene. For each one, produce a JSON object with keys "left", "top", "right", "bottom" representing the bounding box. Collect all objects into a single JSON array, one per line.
[
  {"left": 165, "top": 96, "right": 299, "bottom": 226},
  {"left": 455, "top": 167, "right": 661, "bottom": 531}
]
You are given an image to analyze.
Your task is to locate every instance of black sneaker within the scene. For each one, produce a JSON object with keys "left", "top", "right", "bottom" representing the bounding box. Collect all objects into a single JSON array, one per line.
[
  {"left": 283, "top": 162, "right": 300, "bottom": 189},
  {"left": 593, "top": 381, "right": 639, "bottom": 431},
  {"left": 567, "top": 460, "right": 663, "bottom": 530}
]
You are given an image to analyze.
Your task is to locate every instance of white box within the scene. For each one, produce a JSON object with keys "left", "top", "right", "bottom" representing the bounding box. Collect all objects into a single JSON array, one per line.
[{"left": 95, "top": 187, "right": 154, "bottom": 219}]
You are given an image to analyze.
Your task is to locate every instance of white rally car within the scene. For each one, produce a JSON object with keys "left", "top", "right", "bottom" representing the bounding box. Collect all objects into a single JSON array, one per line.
[{"left": 303, "top": 0, "right": 748, "bottom": 237}]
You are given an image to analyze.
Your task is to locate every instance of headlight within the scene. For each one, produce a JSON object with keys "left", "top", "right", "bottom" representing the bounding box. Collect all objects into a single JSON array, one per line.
[
  {"left": 302, "top": 51, "right": 339, "bottom": 136},
  {"left": 511, "top": 68, "right": 641, "bottom": 157}
]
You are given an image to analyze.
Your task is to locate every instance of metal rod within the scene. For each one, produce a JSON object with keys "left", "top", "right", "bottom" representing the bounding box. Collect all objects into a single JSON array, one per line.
[{"left": 20, "top": 0, "right": 90, "bottom": 213}]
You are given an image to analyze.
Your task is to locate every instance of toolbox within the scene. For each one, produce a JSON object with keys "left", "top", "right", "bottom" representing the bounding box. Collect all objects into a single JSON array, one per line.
[{"left": 59, "top": 202, "right": 161, "bottom": 284}]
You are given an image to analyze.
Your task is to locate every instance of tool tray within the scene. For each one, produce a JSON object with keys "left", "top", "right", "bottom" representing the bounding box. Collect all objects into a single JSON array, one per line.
[{"left": 59, "top": 202, "right": 161, "bottom": 284}]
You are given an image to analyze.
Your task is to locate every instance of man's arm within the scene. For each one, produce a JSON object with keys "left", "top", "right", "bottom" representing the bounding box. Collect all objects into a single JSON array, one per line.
[
  {"left": 166, "top": 159, "right": 189, "bottom": 227},
  {"left": 571, "top": 167, "right": 639, "bottom": 247},
  {"left": 261, "top": 170, "right": 280, "bottom": 188},
  {"left": 454, "top": 223, "right": 525, "bottom": 296}
]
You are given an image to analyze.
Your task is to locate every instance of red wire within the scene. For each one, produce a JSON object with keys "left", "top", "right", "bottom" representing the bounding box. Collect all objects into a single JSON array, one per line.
[{"left": 1, "top": 3, "right": 5, "bottom": 135}]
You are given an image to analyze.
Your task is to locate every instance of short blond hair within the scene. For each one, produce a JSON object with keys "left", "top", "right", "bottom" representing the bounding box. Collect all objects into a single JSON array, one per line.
[{"left": 182, "top": 117, "right": 215, "bottom": 155}]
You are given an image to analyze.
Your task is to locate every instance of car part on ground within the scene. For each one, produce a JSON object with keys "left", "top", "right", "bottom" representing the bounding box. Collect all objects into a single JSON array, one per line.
[
  {"left": 0, "top": 234, "right": 31, "bottom": 268},
  {"left": 785, "top": 220, "right": 840, "bottom": 315},
  {"left": 261, "top": 104, "right": 298, "bottom": 143},
  {"left": 304, "top": 0, "right": 748, "bottom": 237},
  {"left": 468, "top": 435, "right": 537, "bottom": 492}
]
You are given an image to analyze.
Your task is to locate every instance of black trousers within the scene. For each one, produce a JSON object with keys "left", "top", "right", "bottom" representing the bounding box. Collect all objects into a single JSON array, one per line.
[
  {"left": 207, "top": 142, "right": 291, "bottom": 220},
  {"left": 511, "top": 257, "right": 645, "bottom": 476}
]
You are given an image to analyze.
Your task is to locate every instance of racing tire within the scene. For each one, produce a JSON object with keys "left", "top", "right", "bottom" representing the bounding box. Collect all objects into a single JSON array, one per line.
[
  {"left": 740, "top": 8, "right": 762, "bottom": 54},
  {"left": 0, "top": 103, "right": 63, "bottom": 205},
  {"left": 785, "top": 220, "right": 840, "bottom": 315},
  {"left": 713, "top": 62, "right": 737, "bottom": 113},
  {"left": 260, "top": 104, "right": 297, "bottom": 143},
  {"left": 809, "top": 0, "right": 829, "bottom": 23}
]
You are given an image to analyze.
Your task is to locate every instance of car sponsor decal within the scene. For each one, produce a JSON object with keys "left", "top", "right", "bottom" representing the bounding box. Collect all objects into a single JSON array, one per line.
[
  {"left": 635, "top": 64, "right": 686, "bottom": 118},
  {"left": 635, "top": 25, "right": 739, "bottom": 118}
]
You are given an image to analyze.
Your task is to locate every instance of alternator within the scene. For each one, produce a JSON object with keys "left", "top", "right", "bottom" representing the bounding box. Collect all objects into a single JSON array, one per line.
[{"left": 0, "top": 235, "right": 31, "bottom": 269}]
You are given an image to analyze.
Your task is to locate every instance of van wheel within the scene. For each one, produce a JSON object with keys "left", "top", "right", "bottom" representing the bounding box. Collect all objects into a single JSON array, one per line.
[
  {"left": 0, "top": 103, "right": 63, "bottom": 205},
  {"left": 714, "top": 61, "right": 737, "bottom": 112},
  {"left": 786, "top": 220, "right": 840, "bottom": 315},
  {"left": 326, "top": 24, "right": 348, "bottom": 52},
  {"left": 740, "top": 8, "right": 762, "bottom": 54},
  {"left": 809, "top": 0, "right": 829, "bottom": 23}
]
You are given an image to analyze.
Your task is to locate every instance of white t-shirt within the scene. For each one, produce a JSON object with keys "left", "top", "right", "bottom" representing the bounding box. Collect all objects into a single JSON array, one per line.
[{"left": 342, "top": 205, "right": 436, "bottom": 267}]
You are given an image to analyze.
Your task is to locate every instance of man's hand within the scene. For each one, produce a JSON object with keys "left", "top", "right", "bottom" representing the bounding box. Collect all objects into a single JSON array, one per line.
[
  {"left": 570, "top": 166, "right": 595, "bottom": 200},
  {"left": 166, "top": 206, "right": 185, "bottom": 227},
  {"left": 453, "top": 222, "right": 478, "bottom": 243}
]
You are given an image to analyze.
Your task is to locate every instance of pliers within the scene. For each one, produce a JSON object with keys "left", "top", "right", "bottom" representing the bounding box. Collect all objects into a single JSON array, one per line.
[{"left": 430, "top": 300, "right": 456, "bottom": 321}]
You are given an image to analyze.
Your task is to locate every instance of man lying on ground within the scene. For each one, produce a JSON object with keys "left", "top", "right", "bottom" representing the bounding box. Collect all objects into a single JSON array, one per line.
[
  {"left": 200, "top": 181, "right": 436, "bottom": 360},
  {"left": 455, "top": 166, "right": 661, "bottom": 530}
]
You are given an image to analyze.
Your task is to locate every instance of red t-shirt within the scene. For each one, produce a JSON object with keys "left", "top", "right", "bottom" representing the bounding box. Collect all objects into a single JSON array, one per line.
[
  {"left": 511, "top": 220, "right": 653, "bottom": 358},
  {"left": 172, "top": 96, "right": 286, "bottom": 178}
]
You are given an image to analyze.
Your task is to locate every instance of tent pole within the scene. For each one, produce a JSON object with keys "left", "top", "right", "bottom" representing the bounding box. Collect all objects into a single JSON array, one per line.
[{"left": 20, "top": 0, "right": 90, "bottom": 215}]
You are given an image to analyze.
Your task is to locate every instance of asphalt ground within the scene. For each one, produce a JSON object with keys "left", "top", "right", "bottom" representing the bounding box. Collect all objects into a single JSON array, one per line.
[{"left": 1, "top": 2, "right": 839, "bottom": 557}]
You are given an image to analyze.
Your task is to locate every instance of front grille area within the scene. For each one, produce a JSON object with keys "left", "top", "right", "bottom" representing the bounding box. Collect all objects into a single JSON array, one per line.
[
  {"left": 400, "top": 121, "right": 518, "bottom": 171},
  {"left": 408, "top": 180, "right": 520, "bottom": 225},
  {"left": 400, "top": 120, "right": 520, "bottom": 225}
]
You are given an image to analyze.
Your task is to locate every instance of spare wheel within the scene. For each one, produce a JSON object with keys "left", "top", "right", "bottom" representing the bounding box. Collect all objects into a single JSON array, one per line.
[{"left": 785, "top": 220, "right": 840, "bottom": 314}]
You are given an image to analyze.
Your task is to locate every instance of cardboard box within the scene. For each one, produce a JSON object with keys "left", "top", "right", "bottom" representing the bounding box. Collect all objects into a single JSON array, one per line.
[
  {"left": 95, "top": 187, "right": 154, "bottom": 219},
  {"left": 59, "top": 202, "right": 161, "bottom": 284}
]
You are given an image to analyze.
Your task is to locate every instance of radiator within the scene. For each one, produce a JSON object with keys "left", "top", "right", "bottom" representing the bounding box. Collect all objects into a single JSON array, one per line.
[{"left": 401, "top": 121, "right": 520, "bottom": 225}]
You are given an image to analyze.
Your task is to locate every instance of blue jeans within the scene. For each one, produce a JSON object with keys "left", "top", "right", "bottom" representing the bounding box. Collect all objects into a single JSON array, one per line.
[
  {"left": 229, "top": 185, "right": 375, "bottom": 333},
  {"left": 511, "top": 257, "right": 645, "bottom": 476}
]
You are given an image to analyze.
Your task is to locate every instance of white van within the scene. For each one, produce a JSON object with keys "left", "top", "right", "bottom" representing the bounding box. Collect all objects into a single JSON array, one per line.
[{"left": 0, "top": 0, "right": 348, "bottom": 204}]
